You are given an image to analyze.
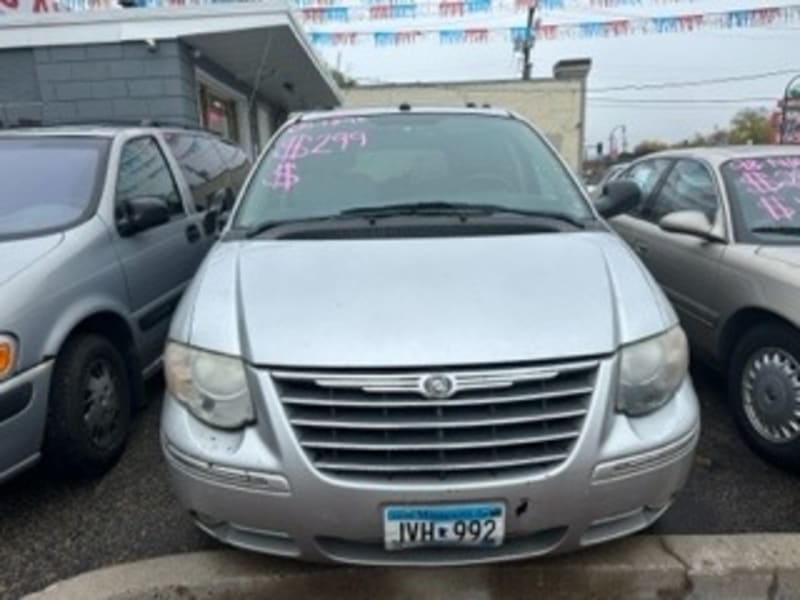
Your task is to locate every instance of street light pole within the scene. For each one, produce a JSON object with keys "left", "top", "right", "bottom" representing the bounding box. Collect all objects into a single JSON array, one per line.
[
  {"left": 780, "top": 74, "right": 800, "bottom": 144},
  {"left": 609, "top": 124, "right": 627, "bottom": 158}
]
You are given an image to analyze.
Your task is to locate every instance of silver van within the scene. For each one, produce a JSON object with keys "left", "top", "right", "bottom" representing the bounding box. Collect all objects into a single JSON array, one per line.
[
  {"left": 0, "top": 125, "right": 248, "bottom": 482},
  {"left": 161, "top": 108, "right": 700, "bottom": 564}
]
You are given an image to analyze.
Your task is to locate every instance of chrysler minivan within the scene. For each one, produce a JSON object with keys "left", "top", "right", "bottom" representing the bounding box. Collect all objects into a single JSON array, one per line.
[{"left": 161, "top": 108, "right": 699, "bottom": 564}]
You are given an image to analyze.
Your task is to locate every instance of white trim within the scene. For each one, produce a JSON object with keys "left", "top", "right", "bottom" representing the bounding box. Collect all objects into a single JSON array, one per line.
[
  {"left": 256, "top": 104, "right": 272, "bottom": 153},
  {"left": 195, "top": 67, "right": 253, "bottom": 158}
]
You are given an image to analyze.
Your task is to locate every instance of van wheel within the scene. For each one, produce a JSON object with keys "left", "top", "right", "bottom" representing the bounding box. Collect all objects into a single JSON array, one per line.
[
  {"left": 44, "top": 334, "right": 132, "bottom": 477},
  {"left": 728, "top": 323, "right": 800, "bottom": 471}
]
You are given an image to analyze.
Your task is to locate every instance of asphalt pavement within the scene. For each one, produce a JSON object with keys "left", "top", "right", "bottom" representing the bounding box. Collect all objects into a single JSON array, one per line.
[{"left": 2, "top": 366, "right": 799, "bottom": 600}]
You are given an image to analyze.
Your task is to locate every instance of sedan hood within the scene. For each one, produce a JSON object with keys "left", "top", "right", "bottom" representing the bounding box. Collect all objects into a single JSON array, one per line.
[
  {"left": 756, "top": 245, "right": 800, "bottom": 269},
  {"left": 176, "top": 232, "right": 674, "bottom": 368},
  {"left": 0, "top": 233, "right": 63, "bottom": 287}
]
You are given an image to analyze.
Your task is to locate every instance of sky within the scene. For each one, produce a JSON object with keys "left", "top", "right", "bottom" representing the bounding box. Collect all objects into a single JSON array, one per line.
[{"left": 309, "top": 0, "right": 800, "bottom": 149}]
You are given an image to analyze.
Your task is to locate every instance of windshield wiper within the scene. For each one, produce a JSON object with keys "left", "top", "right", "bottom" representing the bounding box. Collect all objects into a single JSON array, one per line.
[
  {"left": 240, "top": 213, "right": 361, "bottom": 239},
  {"left": 341, "top": 202, "right": 587, "bottom": 228},
  {"left": 751, "top": 225, "right": 800, "bottom": 235}
]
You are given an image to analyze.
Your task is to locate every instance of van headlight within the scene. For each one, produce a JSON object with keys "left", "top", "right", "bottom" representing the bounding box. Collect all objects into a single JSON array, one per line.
[
  {"left": 164, "top": 341, "right": 255, "bottom": 429},
  {"left": 617, "top": 327, "right": 689, "bottom": 417}
]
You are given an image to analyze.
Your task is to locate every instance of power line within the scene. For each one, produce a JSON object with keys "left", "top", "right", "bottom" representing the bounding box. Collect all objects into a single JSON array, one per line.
[
  {"left": 589, "top": 68, "right": 800, "bottom": 93},
  {"left": 589, "top": 96, "right": 778, "bottom": 104}
]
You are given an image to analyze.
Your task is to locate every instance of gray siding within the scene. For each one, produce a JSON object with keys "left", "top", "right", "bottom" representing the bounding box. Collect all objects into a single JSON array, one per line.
[{"left": 0, "top": 41, "right": 199, "bottom": 127}]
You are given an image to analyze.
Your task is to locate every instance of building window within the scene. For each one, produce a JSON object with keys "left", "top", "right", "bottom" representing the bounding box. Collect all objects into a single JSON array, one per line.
[{"left": 198, "top": 82, "right": 240, "bottom": 144}]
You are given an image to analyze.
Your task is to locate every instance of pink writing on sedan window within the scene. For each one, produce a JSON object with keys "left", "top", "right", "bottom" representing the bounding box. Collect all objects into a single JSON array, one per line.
[{"left": 759, "top": 195, "right": 796, "bottom": 221}]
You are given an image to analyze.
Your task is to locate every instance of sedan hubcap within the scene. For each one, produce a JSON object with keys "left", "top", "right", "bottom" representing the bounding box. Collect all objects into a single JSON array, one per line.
[
  {"left": 83, "top": 359, "right": 120, "bottom": 450},
  {"left": 742, "top": 348, "right": 800, "bottom": 444}
]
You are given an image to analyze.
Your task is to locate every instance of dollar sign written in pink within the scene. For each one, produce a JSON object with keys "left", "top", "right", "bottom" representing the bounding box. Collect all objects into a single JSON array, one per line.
[
  {"left": 268, "top": 161, "right": 299, "bottom": 192},
  {"left": 278, "top": 135, "right": 311, "bottom": 161}
]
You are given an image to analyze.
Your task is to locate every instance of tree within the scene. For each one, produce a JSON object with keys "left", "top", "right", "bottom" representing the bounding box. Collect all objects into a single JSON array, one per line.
[
  {"left": 633, "top": 139, "right": 669, "bottom": 157},
  {"left": 330, "top": 68, "right": 357, "bottom": 89},
  {"left": 727, "top": 108, "right": 772, "bottom": 145}
]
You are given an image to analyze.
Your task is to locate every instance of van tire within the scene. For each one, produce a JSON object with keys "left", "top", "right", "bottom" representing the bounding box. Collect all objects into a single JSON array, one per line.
[
  {"left": 44, "top": 334, "right": 132, "bottom": 478},
  {"left": 728, "top": 323, "right": 800, "bottom": 471}
]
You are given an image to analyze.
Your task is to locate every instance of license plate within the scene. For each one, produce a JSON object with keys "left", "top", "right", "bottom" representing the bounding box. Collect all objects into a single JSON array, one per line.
[{"left": 383, "top": 502, "right": 505, "bottom": 550}]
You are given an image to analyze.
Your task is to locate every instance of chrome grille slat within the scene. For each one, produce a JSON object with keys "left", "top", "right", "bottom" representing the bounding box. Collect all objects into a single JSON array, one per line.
[
  {"left": 300, "top": 429, "right": 580, "bottom": 451},
  {"left": 316, "top": 452, "right": 570, "bottom": 473},
  {"left": 272, "top": 359, "right": 597, "bottom": 482},
  {"left": 289, "top": 406, "right": 588, "bottom": 430},
  {"left": 281, "top": 384, "right": 594, "bottom": 408}
]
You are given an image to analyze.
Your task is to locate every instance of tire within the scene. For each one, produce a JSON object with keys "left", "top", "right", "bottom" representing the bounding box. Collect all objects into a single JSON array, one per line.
[
  {"left": 728, "top": 323, "right": 800, "bottom": 471},
  {"left": 44, "top": 333, "right": 132, "bottom": 478}
]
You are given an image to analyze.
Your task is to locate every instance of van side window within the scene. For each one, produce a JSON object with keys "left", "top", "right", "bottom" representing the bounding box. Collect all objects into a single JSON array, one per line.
[
  {"left": 214, "top": 139, "right": 250, "bottom": 194},
  {"left": 164, "top": 133, "right": 228, "bottom": 212},
  {"left": 116, "top": 137, "right": 183, "bottom": 218}
]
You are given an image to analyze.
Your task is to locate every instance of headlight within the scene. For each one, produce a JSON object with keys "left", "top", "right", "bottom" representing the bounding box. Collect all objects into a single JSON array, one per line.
[
  {"left": 617, "top": 326, "right": 689, "bottom": 417},
  {"left": 0, "top": 334, "right": 17, "bottom": 381},
  {"left": 164, "top": 341, "right": 255, "bottom": 429}
]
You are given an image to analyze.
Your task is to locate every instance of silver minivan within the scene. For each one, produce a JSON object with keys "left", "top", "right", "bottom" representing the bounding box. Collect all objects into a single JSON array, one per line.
[
  {"left": 161, "top": 108, "right": 700, "bottom": 564},
  {"left": 0, "top": 125, "right": 248, "bottom": 482}
]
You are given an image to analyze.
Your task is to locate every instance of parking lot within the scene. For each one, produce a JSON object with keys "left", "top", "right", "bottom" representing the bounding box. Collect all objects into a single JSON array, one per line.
[{"left": 1, "top": 364, "right": 797, "bottom": 600}]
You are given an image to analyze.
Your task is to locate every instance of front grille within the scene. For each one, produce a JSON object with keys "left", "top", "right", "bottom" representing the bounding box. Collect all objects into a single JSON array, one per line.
[{"left": 272, "top": 359, "right": 598, "bottom": 482}]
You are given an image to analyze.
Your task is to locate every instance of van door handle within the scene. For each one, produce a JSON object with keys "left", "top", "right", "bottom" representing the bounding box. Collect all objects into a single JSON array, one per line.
[
  {"left": 633, "top": 241, "right": 649, "bottom": 256},
  {"left": 186, "top": 224, "right": 201, "bottom": 243}
]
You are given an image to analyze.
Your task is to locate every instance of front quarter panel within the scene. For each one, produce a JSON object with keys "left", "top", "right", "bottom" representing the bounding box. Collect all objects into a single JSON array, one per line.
[
  {"left": 716, "top": 245, "right": 800, "bottom": 344},
  {"left": 7, "top": 217, "right": 135, "bottom": 370}
]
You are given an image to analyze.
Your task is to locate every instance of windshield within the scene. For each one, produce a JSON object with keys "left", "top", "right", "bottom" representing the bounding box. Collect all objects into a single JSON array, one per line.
[
  {"left": 0, "top": 136, "right": 109, "bottom": 239},
  {"left": 721, "top": 155, "right": 800, "bottom": 244},
  {"left": 234, "top": 113, "right": 592, "bottom": 230}
]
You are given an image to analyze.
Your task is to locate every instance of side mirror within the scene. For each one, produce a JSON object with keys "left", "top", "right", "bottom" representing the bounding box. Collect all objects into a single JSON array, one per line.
[
  {"left": 659, "top": 210, "right": 722, "bottom": 242},
  {"left": 595, "top": 180, "right": 641, "bottom": 219},
  {"left": 203, "top": 188, "right": 236, "bottom": 235},
  {"left": 117, "top": 196, "right": 170, "bottom": 236}
]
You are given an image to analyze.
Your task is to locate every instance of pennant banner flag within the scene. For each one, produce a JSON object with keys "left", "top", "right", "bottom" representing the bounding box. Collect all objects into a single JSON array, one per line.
[
  {"left": 296, "top": 0, "right": 701, "bottom": 24},
  {"left": 307, "top": 3, "right": 800, "bottom": 45},
  {"left": 311, "top": 25, "right": 527, "bottom": 45}
]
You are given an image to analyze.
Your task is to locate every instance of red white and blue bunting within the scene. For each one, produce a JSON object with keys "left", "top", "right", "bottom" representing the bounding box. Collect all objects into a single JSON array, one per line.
[
  {"left": 306, "top": 4, "right": 800, "bottom": 45},
  {"left": 296, "top": 0, "right": 703, "bottom": 24}
]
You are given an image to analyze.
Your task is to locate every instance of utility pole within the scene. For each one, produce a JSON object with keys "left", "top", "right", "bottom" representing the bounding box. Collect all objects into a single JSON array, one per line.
[{"left": 521, "top": 2, "right": 537, "bottom": 80}]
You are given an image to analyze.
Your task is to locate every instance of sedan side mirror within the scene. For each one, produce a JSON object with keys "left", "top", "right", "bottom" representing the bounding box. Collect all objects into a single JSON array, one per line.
[
  {"left": 594, "top": 181, "right": 641, "bottom": 219},
  {"left": 659, "top": 210, "right": 722, "bottom": 242},
  {"left": 117, "top": 196, "right": 170, "bottom": 236}
]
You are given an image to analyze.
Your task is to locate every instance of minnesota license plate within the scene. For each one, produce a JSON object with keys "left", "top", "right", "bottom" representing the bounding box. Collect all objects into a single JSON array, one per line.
[{"left": 383, "top": 502, "right": 505, "bottom": 550}]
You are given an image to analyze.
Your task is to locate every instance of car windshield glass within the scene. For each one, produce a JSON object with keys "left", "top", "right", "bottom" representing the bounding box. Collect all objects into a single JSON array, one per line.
[
  {"left": 233, "top": 113, "right": 593, "bottom": 230},
  {"left": 721, "top": 155, "right": 800, "bottom": 242},
  {"left": 0, "top": 136, "right": 109, "bottom": 239}
]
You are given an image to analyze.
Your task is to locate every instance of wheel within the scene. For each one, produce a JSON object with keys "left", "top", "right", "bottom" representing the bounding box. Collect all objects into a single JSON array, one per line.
[
  {"left": 728, "top": 323, "right": 800, "bottom": 471},
  {"left": 44, "top": 334, "right": 132, "bottom": 477}
]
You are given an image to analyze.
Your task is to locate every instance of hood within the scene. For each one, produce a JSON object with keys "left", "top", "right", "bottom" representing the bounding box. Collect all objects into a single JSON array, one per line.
[
  {"left": 0, "top": 233, "right": 64, "bottom": 287},
  {"left": 756, "top": 245, "right": 800, "bottom": 269},
  {"left": 175, "top": 232, "right": 675, "bottom": 368}
]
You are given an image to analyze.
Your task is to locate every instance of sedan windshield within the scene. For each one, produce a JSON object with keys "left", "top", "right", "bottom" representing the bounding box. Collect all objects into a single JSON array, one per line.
[
  {"left": 234, "top": 113, "right": 593, "bottom": 232},
  {"left": 0, "top": 136, "right": 109, "bottom": 239},
  {"left": 721, "top": 155, "right": 800, "bottom": 243}
]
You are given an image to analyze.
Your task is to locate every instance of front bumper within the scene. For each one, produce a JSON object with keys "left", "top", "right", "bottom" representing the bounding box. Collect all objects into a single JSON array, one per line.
[
  {"left": 161, "top": 357, "right": 699, "bottom": 565},
  {"left": 0, "top": 361, "right": 53, "bottom": 484}
]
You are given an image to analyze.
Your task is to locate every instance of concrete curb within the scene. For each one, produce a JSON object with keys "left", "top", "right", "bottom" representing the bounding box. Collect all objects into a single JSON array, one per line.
[{"left": 23, "top": 535, "right": 800, "bottom": 600}]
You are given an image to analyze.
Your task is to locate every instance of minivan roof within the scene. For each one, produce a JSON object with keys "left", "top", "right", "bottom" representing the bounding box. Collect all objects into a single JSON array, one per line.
[
  {"left": 296, "top": 106, "right": 515, "bottom": 123},
  {"left": 0, "top": 123, "right": 220, "bottom": 139}
]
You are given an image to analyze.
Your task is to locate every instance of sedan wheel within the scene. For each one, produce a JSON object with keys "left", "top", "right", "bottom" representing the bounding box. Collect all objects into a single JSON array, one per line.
[
  {"left": 729, "top": 323, "right": 800, "bottom": 471},
  {"left": 741, "top": 348, "right": 800, "bottom": 444}
]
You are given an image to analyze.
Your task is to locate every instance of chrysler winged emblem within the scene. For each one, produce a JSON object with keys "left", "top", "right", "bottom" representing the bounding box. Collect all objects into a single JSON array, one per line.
[{"left": 420, "top": 374, "right": 456, "bottom": 399}]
